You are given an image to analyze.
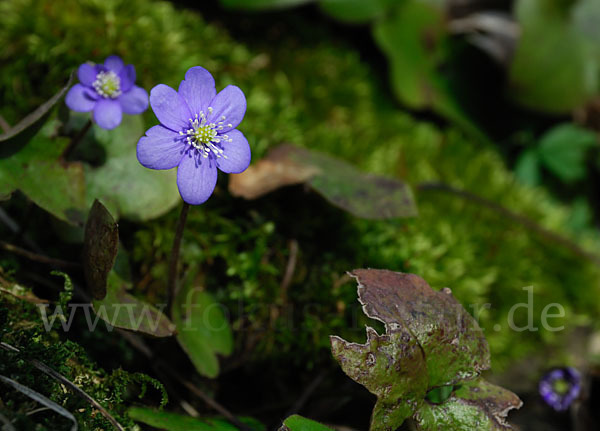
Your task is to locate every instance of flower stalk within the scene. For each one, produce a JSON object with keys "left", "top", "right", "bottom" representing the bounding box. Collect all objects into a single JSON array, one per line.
[
  {"left": 167, "top": 202, "right": 190, "bottom": 315},
  {"left": 61, "top": 119, "right": 92, "bottom": 161}
]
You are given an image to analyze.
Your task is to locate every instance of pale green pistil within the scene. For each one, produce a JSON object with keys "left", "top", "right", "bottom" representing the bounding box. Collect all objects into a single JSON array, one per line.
[
  {"left": 181, "top": 108, "right": 233, "bottom": 159},
  {"left": 93, "top": 71, "right": 122, "bottom": 98},
  {"left": 552, "top": 379, "right": 570, "bottom": 395}
]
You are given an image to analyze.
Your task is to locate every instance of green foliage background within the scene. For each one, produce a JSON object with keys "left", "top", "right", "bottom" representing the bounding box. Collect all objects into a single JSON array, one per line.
[{"left": 1, "top": 0, "right": 600, "bottom": 428}]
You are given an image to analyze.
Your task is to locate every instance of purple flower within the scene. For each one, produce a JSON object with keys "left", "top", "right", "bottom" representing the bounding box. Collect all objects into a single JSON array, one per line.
[
  {"left": 65, "top": 55, "right": 149, "bottom": 130},
  {"left": 539, "top": 367, "right": 581, "bottom": 411},
  {"left": 136, "top": 66, "right": 250, "bottom": 205}
]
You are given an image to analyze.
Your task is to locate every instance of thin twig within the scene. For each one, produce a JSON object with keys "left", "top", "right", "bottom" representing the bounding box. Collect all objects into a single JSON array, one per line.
[
  {"left": 0, "top": 241, "right": 80, "bottom": 269},
  {"left": 0, "top": 207, "right": 42, "bottom": 253},
  {"left": 165, "top": 367, "right": 252, "bottom": 431},
  {"left": 284, "top": 369, "right": 329, "bottom": 418},
  {"left": 167, "top": 202, "right": 190, "bottom": 316},
  {"left": 0, "top": 114, "right": 11, "bottom": 133},
  {"left": 417, "top": 182, "right": 600, "bottom": 266},
  {"left": 0, "top": 411, "right": 16, "bottom": 431},
  {"left": 280, "top": 239, "right": 299, "bottom": 303},
  {"left": 0, "top": 342, "right": 125, "bottom": 431},
  {"left": 60, "top": 119, "right": 92, "bottom": 161}
]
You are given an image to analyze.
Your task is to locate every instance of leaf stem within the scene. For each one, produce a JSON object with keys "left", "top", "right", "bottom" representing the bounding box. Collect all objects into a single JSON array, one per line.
[
  {"left": 61, "top": 118, "right": 92, "bottom": 161},
  {"left": 167, "top": 202, "right": 190, "bottom": 316}
]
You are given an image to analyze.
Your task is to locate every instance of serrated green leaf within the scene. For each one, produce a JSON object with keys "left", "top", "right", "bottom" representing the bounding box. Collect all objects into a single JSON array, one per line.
[
  {"left": 509, "top": 0, "right": 600, "bottom": 112},
  {"left": 92, "top": 270, "right": 176, "bottom": 337},
  {"left": 230, "top": 144, "right": 417, "bottom": 219},
  {"left": 172, "top": 284, "right": 233, "bottom": 378},
  {"left": 85, "top": 115, "right": 180, "bottom": 221},
  {"left": 537, "top": 123, "right": 598, "bottom": 182},
  {"left": 82, "top": 200, "right": 119, "bottom": 300},
  {"left": 414, "top": 378, "right": 522, "bottom": 431},
  {"left": 281, "top": 415, "right": 334, "bottom": 431},
  {"left": 128, "top": 407, "right": 265, "bottom": 431},
  {"left": 0, "top": 121, "right": 87, "bottom": 226}
]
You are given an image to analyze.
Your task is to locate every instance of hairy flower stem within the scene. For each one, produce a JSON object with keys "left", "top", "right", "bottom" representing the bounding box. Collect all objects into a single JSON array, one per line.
[
  {"left": 167, "top": 202, "right": 190, "bottom": 316},
  {"left": 61, "top": 119, "right": 92, "bottom": 161}
]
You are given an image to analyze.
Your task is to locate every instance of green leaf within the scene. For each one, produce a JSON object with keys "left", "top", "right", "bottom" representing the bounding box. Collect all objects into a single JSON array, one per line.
[
  {"left": 85, "top": 115, "right": 180, "bottom": 221},
  {"left": 281, "top": 415, "right": 334, "bottom": 431},
  {"left": 172, "top": 284, "right": 233, "bottom": 378},
  {"left": 537, "top": 123, "right": 598, "bottom": 182},
  {"left": 330, "top": 269, "right": 512, "bottom": 431},
  {"left": 128, "top": 407, "right": 265, "bottom": 431},
  {"left": 350, "top": 269, "right": 490, "bottom": 387},
  {"left": 509, "top": 0, "right": 600, "bottom": 113},
  {"left": 372, "top": 0, "right": 487, "bottom": 141},
  {"left": 414, "top": 378, "right": 522, "bottom": 431},
  {"left": 220, "top": 0, "right": 314, "bottom": 10},
  {"left": 0, "top": 73, "right": 73, "bottom": 154},
  {"left": 514, "top": 148, "right": 541, "bottom": 186},
  {"left": 229, "top": 144, "right": 418, "bottom": 219},
  {"left": 318, "top": 0, "right": 390, "bottom": 23},
  {"left": 82, "top": 200, "right": 119, "bottom": 300},
  {"left": 92, "top": 270, "right": 176, "bottom": 337},
  {"left": 0, "top": 121, "right": 87, "bottom": 226}
]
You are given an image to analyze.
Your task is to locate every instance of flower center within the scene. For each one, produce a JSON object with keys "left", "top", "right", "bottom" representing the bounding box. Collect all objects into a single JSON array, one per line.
[
  {"left": 93, "top": 71, "right": 122, "bottom": 98},
  {"left": 552, "top": 379, "right": 570, "bottom": 395},
  {"left": 180, "top": 108, "right": 233, "bottom": 159}
]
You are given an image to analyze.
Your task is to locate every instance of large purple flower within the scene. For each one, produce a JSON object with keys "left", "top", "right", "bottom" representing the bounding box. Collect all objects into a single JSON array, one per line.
[
  {"left": 65, "top": 55, "right": 149, "bottom": 130},
  {"left": 136, "top": 66, "right": 250, "bottom": 205},
  {"left": 539, "top": 367, "right": 581, "bottom": 411}
]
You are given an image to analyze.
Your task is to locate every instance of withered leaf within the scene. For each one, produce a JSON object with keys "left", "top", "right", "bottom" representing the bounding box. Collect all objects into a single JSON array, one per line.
[
  {"left": 92, "top": 270, "right": 176, "bottom": 337},
  {"left": 331, "top": 269, "right": 519, "bottom": 431},
  {"left": 414, "top": 378, "right": 522, "bottom": 430},
  {"left": 229, "top": 144, "right": 417, "bottom": 219},
  {"left": 352, "top": 269, "right": 490, "bottom": 387},
  {"left": 82, "top": 200, "right": 118, "bottom": 300}
]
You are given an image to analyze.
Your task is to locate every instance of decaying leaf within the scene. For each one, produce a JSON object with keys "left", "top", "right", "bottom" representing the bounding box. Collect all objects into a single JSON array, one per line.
[
  {"left": 82, "top": 200, "right": 118, "bottom": 300},
  {"left": 92, "top": 270, "right": 176, "bottom": 337},
  {"left": 352, "top": 269, "right": 490, "bottom": 387},
  {"left": 414, "top": 378, "right": 522, "bottom": 431},
  {"left": 229, "top": 144, "right": 417, "bottom": 219},
  {"left": 330, "top": 269, "right": 519, "bottom": 431}
]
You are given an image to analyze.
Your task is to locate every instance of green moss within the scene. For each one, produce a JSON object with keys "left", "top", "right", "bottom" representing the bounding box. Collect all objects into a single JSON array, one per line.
[{"left": 1, "top": 0, "right": 599, "bottom": 382}]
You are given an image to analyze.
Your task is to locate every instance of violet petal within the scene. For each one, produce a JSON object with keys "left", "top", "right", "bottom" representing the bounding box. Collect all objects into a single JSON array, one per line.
[
  {"left": 178, "top": 66, "right": 216, "bottom": 116},
  {"left": 137, "top": 125, "right": 185, "bottom": 170},
  {"left": 104, "top": 55, "right": 124, "bottom": 73},
  {"left": 216, "top": 129, "right": 251, "bottom": 174},
  {"left": 119, "top": 64, "right": 136, "bottom": 93},
  {"left": 149, "top": 84, "right": 191, "bottom": 132},
  {"left": 78, "top": 63, "right": 97, "bottom": 86},
  {"left": 93, "top": 99, "right": 123, "bottom": 130},
  {"left": 65, "top": 84, "right": 96, "bottom": 112},
  {"left": 119, "top": 85, "right": 149, "bottom": 114},
  {"left": 207, "top": 85, "right": 246, "bottom": 133},
  {"left": 177, "top": 152, "right": 217, "bottom": 205}
]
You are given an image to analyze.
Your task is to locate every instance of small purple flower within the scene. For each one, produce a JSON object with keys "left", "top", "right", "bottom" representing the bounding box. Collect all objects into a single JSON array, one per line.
[
  {"left": 136, "top": 66, "right": 250, "bottom": 205},
  {"left": 65, "top": 55, "right": 149, "bottom": 130},
  {"left": 539, "top": 367, "right": 581, "bottom": 411}
]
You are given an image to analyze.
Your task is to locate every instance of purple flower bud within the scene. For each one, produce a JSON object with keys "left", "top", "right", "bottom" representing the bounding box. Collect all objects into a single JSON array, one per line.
[
  {"left": 65, "top": 55, "right": 148, "bottom": 130},
  {"left": 539, "top": 367, "right": 581, "bottom": 411}
]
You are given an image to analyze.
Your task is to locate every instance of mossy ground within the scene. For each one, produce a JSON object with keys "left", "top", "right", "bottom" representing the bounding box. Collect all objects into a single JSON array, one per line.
[{"left": 1, "top": 0, "right": 600, "bottom": 428}]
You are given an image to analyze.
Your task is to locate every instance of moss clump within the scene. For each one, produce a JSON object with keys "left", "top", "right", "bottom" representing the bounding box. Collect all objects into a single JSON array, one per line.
[{"left": 1, "top": 0, "right": 599, "bottom": 377}]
